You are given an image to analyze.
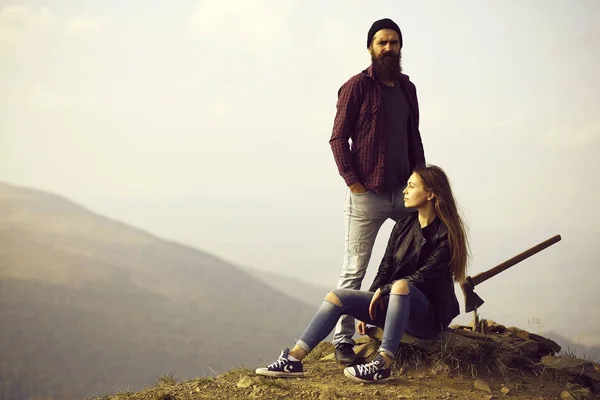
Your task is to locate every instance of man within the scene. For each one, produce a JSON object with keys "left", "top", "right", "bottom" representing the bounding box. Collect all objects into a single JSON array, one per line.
[{"left": 329, "top": 18, "right": 426, "bottom": 365}]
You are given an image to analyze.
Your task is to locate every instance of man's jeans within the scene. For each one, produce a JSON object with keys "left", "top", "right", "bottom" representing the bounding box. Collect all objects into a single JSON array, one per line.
[{"left": 332, "top": 186, "right": 412, "bottom": 347}]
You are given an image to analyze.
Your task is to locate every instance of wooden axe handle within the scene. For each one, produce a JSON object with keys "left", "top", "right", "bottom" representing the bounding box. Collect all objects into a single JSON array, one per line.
[{"left": 471, "top": 234, "right": 562, "bottom": 287}]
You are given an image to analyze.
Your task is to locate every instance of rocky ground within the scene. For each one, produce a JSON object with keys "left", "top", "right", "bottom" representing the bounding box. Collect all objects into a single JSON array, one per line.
[
  {"left": 91, "top": 320, "right": 600, "bottom": 400},
  {"left": 98, "top": 362, "right": 592, "bottom": 400}
]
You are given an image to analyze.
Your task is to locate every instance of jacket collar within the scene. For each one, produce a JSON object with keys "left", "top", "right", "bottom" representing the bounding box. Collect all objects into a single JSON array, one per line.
[
  {"left": 406, "top": 212, "right": 447, "bottom": 243},
  {"left": 395, "top": 215, "right": 444, "bottom": 269}
]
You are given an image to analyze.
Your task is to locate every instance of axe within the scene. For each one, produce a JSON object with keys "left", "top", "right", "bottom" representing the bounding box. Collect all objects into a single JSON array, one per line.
[{"left": 461, "top": 234, "right": 562, "bottom": 313}]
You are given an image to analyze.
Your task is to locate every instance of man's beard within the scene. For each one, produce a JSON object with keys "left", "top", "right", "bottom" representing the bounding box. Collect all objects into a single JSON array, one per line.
[{"left": 372, "top": 51, "right": 402, "bottom": 82}]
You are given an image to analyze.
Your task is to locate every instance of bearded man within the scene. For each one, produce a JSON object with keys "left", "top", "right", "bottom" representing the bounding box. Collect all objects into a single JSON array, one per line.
[{"left": 328, "top": 18, "right": 426, "bottom": 366}]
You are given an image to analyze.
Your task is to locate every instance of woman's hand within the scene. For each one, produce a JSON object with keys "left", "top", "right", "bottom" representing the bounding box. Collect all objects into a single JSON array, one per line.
[
  {"left": 356, "top": 321, "right": 367, "bottom": 335},
  {"left": 369, "top": 288, "right": 385, "bottom": 321}
]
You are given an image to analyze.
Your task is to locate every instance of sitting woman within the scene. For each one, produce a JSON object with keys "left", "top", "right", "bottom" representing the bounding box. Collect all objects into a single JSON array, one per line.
[{"left": 255, "top": 164, "right": 470, "bottom": 383}]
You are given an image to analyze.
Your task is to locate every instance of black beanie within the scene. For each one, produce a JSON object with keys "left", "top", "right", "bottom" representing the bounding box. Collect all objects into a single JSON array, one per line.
[{"left": 367, "top": 18, "right": 402, "bottom": 48}]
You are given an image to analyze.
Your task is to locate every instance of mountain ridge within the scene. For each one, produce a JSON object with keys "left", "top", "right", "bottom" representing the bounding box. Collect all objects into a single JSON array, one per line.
[{"left": 0, "top": 180, "right": 327, "bottom": 400}]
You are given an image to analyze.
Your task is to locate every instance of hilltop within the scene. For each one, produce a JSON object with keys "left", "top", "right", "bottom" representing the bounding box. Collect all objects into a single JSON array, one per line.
[{"left": 91, "top": 321, "right": 600, "bottom": 400}]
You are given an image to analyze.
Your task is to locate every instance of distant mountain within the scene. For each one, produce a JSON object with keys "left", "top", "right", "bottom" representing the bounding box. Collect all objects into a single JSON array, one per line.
[
  {"left": 0, "top": 182, "right": 321, "bottom": 400},
  {"left": 239, "top": 265, "right": 331, "bottom": 308},
  {"left": 238, "top": 266, "right": 336, "bottom": 343}
]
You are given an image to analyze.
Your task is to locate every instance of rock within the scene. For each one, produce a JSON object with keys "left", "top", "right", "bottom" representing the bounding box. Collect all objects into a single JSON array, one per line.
[
  {"left": 366, "top": 326, "right": 423, "bottom": 344},
  {"left": 236, "top": 375, "right": 253, "bottom": 388},
  {"left": 561, "top": 391, "right": 577, "bottom": 400},
  {"left": 354, "top": 341, "right": 379, "bottom": 359},
  {"left": 515, "top": 340, "right": 539, "bottom": 359},
  {"left": 355, "top": 335, "right": 370, "bottom": 343},
  {"left": 367, "top": 325, "right": 463, "bottom": 354},
  {"left": 452, "top": 328, "right": 490, "bottom": 341},
  {"left": 529, "top": 332, "right": 561, "bottom": 355},
  {"left": 501, "top": 386, "right": 511, "bottom": 395},
  {"left": 474, "top": 379, "right": 492, "bottom": 392},
  {"left": 438, "top": 331, "right": 478, "bottom": 349},
  {"left": 506, "top": 326, "right": 530, "bottom": 341},
  {"left": 366, "top": 326, "right": 384, "bottom": 341},
  {"left": 413, "top": 331, "right": 477, "bottom": 353},
  {"left": 506, "top": 327, "right": 561, "bottom": 355},
  {"left": 541, "top": 356, "right": 600, "bottom": 394},
  {"left": 485, "top": 319, "right": 507, "bottom": 333},
  {"left": 564, "top": 383, "right": 594, "bottom": 400}
]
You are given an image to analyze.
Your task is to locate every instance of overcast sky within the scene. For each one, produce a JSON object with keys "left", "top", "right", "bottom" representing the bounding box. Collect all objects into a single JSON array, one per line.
[{"left": 2, "top": 0, "right": 599, "bottom": 349}]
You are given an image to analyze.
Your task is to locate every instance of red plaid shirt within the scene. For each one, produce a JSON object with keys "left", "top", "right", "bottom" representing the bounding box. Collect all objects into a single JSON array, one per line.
[{"left": 329, "top": 64, "right": 425, "bottom": 194}]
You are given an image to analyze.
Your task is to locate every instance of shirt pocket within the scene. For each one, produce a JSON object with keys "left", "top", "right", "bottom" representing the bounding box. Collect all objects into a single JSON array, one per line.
[{"left": 359, "top": 92, "right": 380, "bottom": 115}]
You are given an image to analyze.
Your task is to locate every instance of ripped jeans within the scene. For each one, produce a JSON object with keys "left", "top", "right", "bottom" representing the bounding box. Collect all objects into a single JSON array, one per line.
[{"left": 295, "top": 282, "right": 440, "bottom": 358}]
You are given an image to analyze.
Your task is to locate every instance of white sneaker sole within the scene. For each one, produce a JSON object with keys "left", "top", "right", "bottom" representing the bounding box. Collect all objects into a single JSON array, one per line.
[
  {"left": 343, "top": 368, "right": 390, "bottom": 383},
  {"left": 255, "top": 368, "right": 306, "bottom": 378}
]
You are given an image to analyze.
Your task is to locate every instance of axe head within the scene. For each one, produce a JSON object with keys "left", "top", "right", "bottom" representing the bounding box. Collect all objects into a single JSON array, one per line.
[
  {"left": 464, "top": 289, "right": 484, "bottom": 313},
  {"left": 461, "top": 277, "right": 485, "bottom": 313}
]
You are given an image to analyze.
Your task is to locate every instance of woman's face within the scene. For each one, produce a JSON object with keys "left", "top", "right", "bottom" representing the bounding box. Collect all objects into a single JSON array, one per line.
[{"left": 403, "top": 172, "right": 432, "bottom": 208}]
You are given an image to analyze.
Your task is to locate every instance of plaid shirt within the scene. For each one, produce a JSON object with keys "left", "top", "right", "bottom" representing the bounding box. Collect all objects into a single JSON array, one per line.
[{"left": 329, "top": 64, "right": 425, "bottom": 194}]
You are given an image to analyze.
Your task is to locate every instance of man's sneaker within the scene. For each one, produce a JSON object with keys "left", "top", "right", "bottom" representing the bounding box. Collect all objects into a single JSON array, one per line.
[
  {"left": 255, "top": 348, "right": 305, "bottom": 378},
  {"left": 334, "top": 343, "right": 359, "bottom": 365},
  {"left": 343, "top": 354, "right": 391, "bottom": 383}
]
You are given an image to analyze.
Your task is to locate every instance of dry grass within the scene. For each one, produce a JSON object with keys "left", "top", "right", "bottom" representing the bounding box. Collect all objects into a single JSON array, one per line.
[
  {"left": 253, "top": 376, "right": 291, "bottom": 390},
  {"left": 217, "top": 366, "right": 253, "bottom": 378},
  {"left": 392, "top": 335, "right": 540, "bottom": 379},
  {"left": 560, "top": 346, "right": 598, "bottom": 363},
  {"left": 192, "top": 377, "right": 214, "bottom": 386},
  {"left": 155, "top": 373, "right": 179, "bottom": 387}
]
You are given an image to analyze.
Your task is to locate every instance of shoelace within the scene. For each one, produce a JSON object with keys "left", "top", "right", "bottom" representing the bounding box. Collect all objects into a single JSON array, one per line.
[
  {"left": 355, "top": 360, "right": 381, "bottom": 376},
  {"left": 267, "top": 357, "right": 288, "bottom": 369}
]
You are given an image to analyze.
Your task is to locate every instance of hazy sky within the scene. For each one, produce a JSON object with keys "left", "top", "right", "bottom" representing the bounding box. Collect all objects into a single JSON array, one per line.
[{"left": 2, "top": 1, "right": 599, "bottom": 348}]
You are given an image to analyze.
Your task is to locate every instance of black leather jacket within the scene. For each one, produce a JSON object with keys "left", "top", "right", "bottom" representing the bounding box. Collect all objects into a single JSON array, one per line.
[{"left": 368, "top": 212, "right": 460, "bottom": 329}]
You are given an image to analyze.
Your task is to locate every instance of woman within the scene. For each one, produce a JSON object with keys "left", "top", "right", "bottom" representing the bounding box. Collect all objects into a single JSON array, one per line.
[{"left": 255, "top": 164, "right": 470, "bottom": 383}]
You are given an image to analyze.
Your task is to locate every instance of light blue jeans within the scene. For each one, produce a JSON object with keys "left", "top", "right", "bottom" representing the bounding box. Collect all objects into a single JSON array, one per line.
[
  {"left": 333, "top": 186, "right": 412, "bottom": 347},
  {"left": 296, "top": 283, "right": 440, "bottom": 357}
]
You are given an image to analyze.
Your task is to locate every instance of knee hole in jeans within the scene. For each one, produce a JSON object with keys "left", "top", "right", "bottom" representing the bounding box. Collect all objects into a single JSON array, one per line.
[
  {"left": 325, "top": 291, "right": 343, "bottom": 307},
  {"left": 391, "top": 280, "right": 410, "bottom": 295}
]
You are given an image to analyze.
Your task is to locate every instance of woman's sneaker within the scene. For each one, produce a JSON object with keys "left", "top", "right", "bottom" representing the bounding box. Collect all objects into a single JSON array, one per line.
[
  {"left": 343, "top": 354, "right": 391, "bottom": 383},
  {"left": 255, "top": 348, "right": 306, "bottom": 378}
]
